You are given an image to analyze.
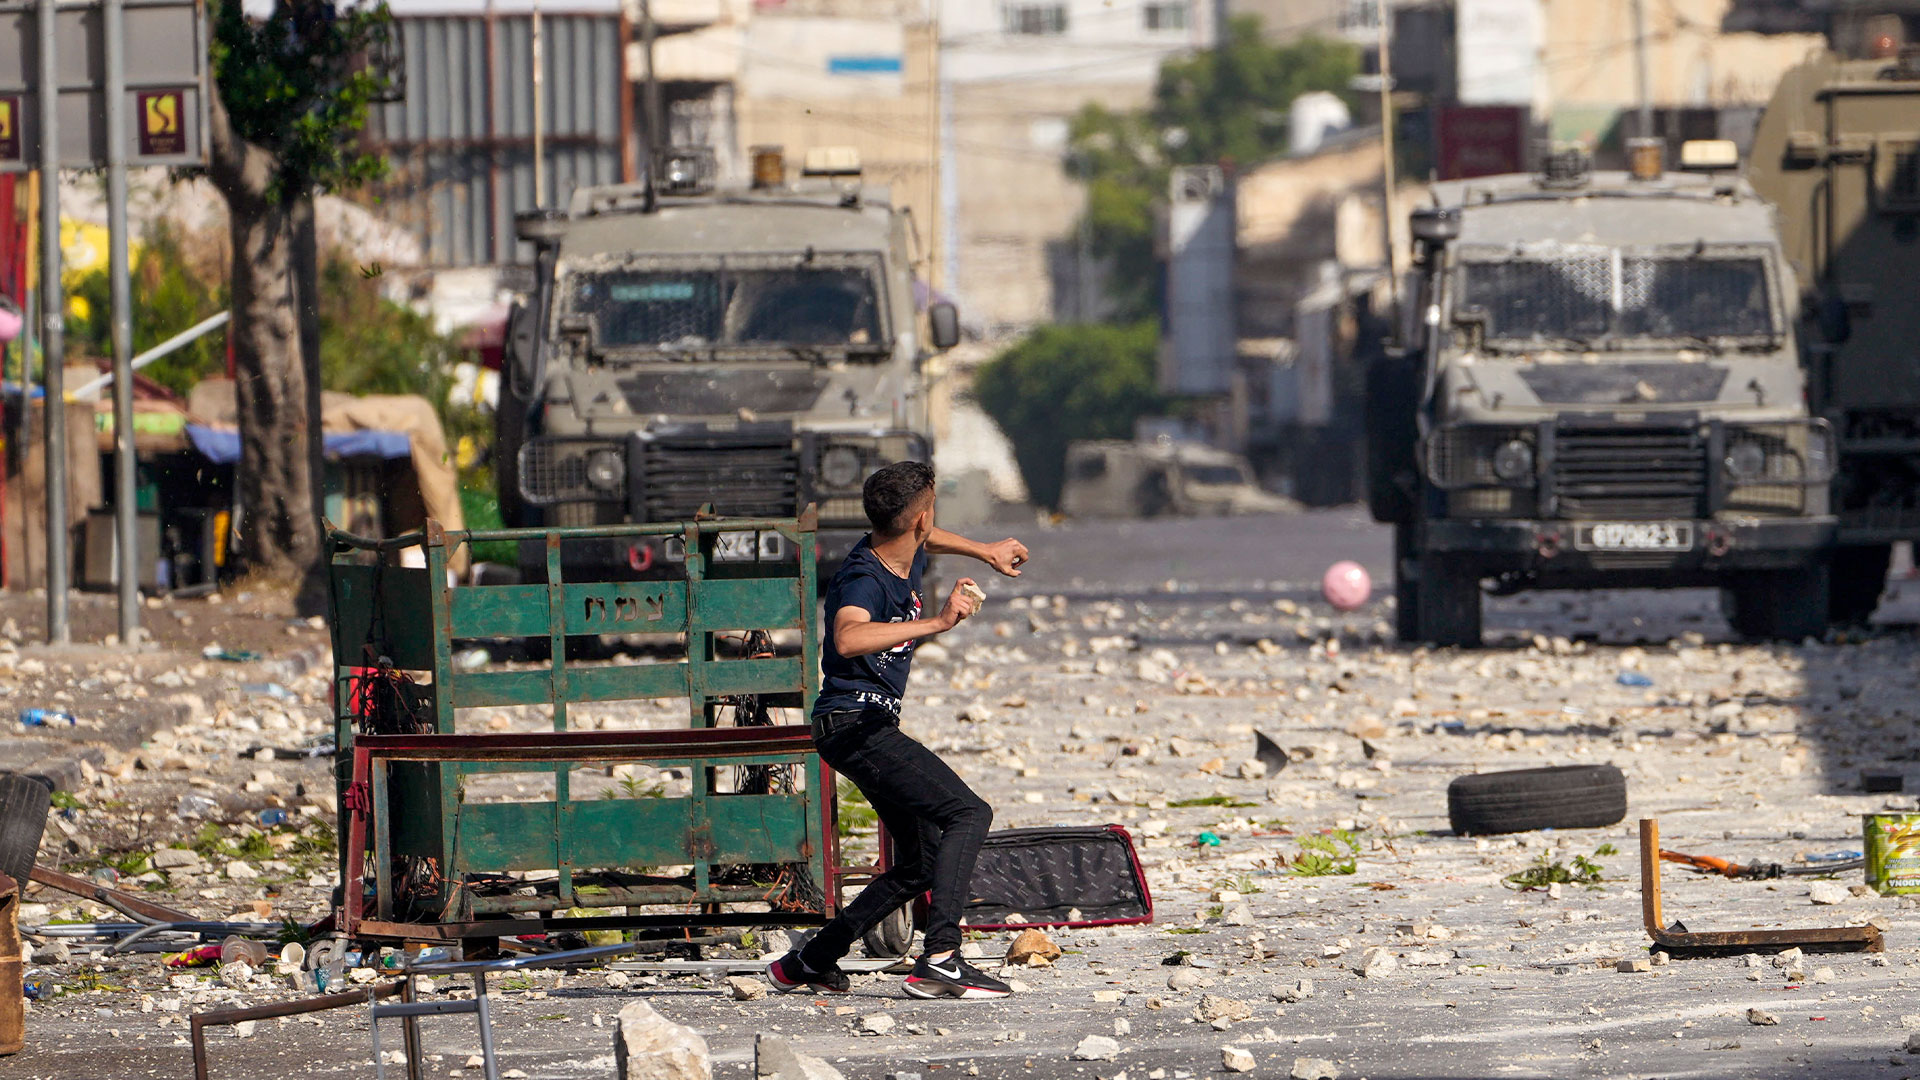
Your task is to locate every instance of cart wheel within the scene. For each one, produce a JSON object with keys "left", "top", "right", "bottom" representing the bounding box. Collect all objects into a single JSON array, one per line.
[
  {"left": 862, "top": 903, "right": 914, "bottom": 959},
  {"left": 306, "top": 935, "right": 349, "bottom": 972}
]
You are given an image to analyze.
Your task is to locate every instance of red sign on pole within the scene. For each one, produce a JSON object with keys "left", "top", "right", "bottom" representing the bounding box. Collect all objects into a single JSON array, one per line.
[{"left": 1436, "top": 106, "right": 1529, "bottom": 180}]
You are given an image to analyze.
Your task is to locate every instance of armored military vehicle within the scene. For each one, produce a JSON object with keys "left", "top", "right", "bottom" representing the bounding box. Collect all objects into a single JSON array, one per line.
[
  {"left": 495, "top": 147, "right": 957, "bottom": 581},
  {"left": 1368, "top": 146, "right": 1836, "bottom": 646},
  {"left": 1748, "top": 50, "right": 1920, "bottom": 626}
]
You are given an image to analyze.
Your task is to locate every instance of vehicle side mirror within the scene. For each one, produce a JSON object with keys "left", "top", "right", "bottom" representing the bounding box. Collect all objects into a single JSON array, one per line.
[
  {"left": 929, "top": 301, "right": 960, "bottom": 350},
  {"left": 506, "top": 301, "right": 538, "bottom": 396},
  {"left": 1818, "top": 293, "right": 1852, "bottom": 344}
]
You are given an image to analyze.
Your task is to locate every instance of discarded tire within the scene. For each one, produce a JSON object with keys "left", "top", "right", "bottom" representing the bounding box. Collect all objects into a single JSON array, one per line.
[
  {"left": 1447, "top": 764, "right": 1626, "bottom": 836},
  {"left": 0, "top": 775, "right": 49, "bottom": 891}
]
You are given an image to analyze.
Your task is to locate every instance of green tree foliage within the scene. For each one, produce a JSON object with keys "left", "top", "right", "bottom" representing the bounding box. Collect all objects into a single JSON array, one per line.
[
  {"left": 972, "top": 323, "right": 1164, "bottom": 509},
  {"left": 316, "top": 255, "right": 458, "bottom": 399},
  {"left": 69, "top": 226, "right": 229, "bottom": 396},
  {"left": 210, "top": 0, "right": 395, "bottom": 199},
  {"left": 1069, "top": 19, "right": 1360, "bottom": 321}
]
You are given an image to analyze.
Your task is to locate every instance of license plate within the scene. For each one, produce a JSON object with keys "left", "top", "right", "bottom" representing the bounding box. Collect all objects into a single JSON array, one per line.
[
  {"left": 1574, "top": 521, "right": 1693, "bottom": 551},
  {"left": 712, "top": 531, "right": 792, "bottom": 562}
]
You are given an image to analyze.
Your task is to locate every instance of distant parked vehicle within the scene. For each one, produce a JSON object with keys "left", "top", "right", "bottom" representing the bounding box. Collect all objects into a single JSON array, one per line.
[{"left": 1060, "top": 439, "right": 1293, "bottom": 519}]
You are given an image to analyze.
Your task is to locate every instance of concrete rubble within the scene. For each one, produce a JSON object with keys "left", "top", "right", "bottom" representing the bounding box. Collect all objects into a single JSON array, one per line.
[{"left": 10, "top": 522, "right": 1920, "bottom": 1077}]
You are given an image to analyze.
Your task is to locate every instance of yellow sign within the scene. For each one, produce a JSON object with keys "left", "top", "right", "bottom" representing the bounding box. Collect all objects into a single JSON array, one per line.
[
  {"left": 136, "top": 90, "right": 185, "bottom": 157},
  {"left": 0, "top": 97, "right": 18, "bottom": 162}
]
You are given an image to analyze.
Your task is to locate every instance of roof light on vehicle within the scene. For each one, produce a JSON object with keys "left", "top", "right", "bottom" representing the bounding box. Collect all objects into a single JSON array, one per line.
[
  {"left": 1679, "top": 139, "right": 1739, "bottom": 172},
  {"left": 801, "top": 146, "right": 862, "bottom": 178},
  {"left": 1626, "top": 137, "right": 1664, "bottom": 181},
  {"left": 751, "top": 145, "right": 786, "bottom": 190},
  {"left": 656, "top": 146, "right": 716, "bottom": 195}
]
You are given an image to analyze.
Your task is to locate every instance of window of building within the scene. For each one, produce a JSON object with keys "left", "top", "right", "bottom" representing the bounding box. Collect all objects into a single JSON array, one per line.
[
  {"left": 1143, "top": 1, "right": 1187, "bottom": 30},
  {"left": 1002, "top": 2, "right": 1068, "bottom": 35}
]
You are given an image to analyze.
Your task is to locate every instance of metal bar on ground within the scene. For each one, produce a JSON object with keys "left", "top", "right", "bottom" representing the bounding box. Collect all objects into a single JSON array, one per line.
[
  {"left": 191, "top": 981, "right": 407, "bottom": 1080},
  {"left": 27, "top": 865, "right": 201, "bottom": 924},
  {"left": 1638, "top": 818, "right": 1883, "bottom": 956}
]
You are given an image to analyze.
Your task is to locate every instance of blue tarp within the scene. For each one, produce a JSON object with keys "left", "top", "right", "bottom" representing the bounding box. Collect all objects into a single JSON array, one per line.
[{"left": 186, "top": 423, "right": 411, "bottom": 465}]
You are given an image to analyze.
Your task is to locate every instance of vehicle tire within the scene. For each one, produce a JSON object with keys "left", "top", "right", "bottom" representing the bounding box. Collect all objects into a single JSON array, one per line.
[
  {"left": 1447, "top": 764, "right": 1627, "bottom": 836},
  {"left": 1828, "top": 544, "right": 1891, "bottom": 627},
  {"left": 1365, "top": 349, "right": 1420, "bottom": 524},
  {"left": 1413, "top": 556, "right": 1482, "bottom": 648},
  {"left": 1392, "top": 524, "right": 1419, "bottom": 643},
  {"left": 861, "top": 903, "right": 914, "bottom": 959},
  {"left": 1723, "top": 564, "right": 1830, "bottom": 642},
  {"left": 0, "top": 773, "right": 49, "bottom": 889}
]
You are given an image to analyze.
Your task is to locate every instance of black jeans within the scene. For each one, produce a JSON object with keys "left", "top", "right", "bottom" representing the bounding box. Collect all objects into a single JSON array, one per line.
[{"left": 799, "top": 706, "right": 993, "bottom": 966}]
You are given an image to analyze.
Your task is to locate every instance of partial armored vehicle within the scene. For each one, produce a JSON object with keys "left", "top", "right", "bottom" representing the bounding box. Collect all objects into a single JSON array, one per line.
[
  {"left": 1060, "top": 439, "right": 1291, "bottom": 519},
  {"left": 1748, "top": 51, "right": 1920, "bottom": 625},
  {"left": 496, "top": 147, "right": 957, "bottom": 581},
  {"left": 1368, "top": 148, "right": 1836, "bottom": 646}
]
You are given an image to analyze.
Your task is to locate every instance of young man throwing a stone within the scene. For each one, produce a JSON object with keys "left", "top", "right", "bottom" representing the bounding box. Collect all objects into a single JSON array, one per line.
[{"left": 768, "top": 461, "right": 1030, "bottom": 1000}]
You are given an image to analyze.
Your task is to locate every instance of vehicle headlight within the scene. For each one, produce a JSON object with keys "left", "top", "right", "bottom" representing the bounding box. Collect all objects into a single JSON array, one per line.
[
  {"left": 1492, "top": 439, "right": 1534, "bottom": 482},
  {"left": 1725, "top": 441, "right": 1767, "bottom": 483},
  {"left": 820, "top": 446, "right": 864, "bottom": 489},
  {"left": 586, "top": 448, "right": 625, "bottom": 492}
]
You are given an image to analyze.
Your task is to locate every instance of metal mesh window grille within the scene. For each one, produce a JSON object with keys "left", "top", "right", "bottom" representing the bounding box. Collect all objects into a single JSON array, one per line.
[
  {"left": 1619, "top": 258, "right": 1771, "bottom": 338},
  {"left": 1458, "top": 256, "right": 1611, "bottom": 341},
  {"left": 1460, "top": 253, "right": 1775, "bottom": 342},
  {"left": 567, "top": 265, "right": 884, "bottom": 350}
]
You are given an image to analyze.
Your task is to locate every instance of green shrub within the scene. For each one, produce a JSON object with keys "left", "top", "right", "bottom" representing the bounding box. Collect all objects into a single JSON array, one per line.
[{"left": 972, "top": 322, "right": 1164, "bottom": 509}]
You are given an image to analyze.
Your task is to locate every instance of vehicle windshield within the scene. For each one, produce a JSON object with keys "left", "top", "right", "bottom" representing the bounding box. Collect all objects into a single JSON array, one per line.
[
  {"left": 1185, "top": 464, "right": 1247, "bottom": 485},
  {"left": 1455, "top": 251, "right": 1775, "bottom": 346},
  {"left": 566, "top": 265, "right": 884, "bottom": 353}
]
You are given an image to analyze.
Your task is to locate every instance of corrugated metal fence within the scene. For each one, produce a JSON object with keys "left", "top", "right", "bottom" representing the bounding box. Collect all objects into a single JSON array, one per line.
[{"left": 367, "top": 12, "right": 635, "bottom": 266}]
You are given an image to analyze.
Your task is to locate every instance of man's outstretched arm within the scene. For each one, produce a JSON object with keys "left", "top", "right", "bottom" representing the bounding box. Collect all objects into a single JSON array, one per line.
[{"left": 928, "top": 527, "right": 1029, "bottom": 577}]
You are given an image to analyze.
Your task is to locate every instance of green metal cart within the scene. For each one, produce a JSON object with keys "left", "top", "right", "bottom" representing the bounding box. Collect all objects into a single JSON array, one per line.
[{"left": 323, "top": 510, "right": 874, "bottom": 953}]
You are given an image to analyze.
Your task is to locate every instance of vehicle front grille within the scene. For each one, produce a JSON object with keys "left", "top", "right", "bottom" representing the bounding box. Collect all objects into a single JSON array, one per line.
[
  {"left": 1552, "top": 426, "right": 1704, "bottom": 520},
  {"left": 638, "top": 436, "right": 799, "bottom": 521}
]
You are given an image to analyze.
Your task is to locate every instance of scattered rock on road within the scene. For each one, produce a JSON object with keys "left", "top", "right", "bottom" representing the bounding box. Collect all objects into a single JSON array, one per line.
[
  {"left": 1222, "top": 1046, "right": 1256, "bottom": 1072},
  {"left": 855, "top": 1013, "right": 896, "bottom": 1037},
  {"left": 1808, "top": 882, "right": 1849, "bottom": 905},
  {"left": 1748, "top": 1008, "right": 1779, "bottom": 1027},
  {"left": 727, "top": 976, "right": 767, "bottom": 1001},
  {"left": 1006, "top": 928, "right": 1062, "bottom": 967},
  {"left": 615, "top": 999, "right": 711, "bottom": 1080},
  {"left": 1194, "top": 995, "right": 1254, "bottom": 1024},
  {"left": 1072, "top": 1034, "right": 1121, "bottom": 1061},
  {"left": 1291, "top": 1057, "right": 1341, "bottom": 1080},
  {"left": 755, "top": 1033, "right": 845, "bottom": 1080}
]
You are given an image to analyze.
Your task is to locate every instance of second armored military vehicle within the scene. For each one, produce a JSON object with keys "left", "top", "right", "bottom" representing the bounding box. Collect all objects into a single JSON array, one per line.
[
  {"left": 1748, "top": 49, "right": 1920, "bottom": 626},
  {"left": 1368, "top": 146, "right": 1836, "bottom": 646}
]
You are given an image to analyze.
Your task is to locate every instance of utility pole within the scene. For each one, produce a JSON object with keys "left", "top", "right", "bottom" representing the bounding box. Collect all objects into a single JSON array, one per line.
[
  {"left": 639, "top": 0, "right": 661, "bottom": 162},
  {"left": 532, "top": 0, "right": 544, "bottom": 206},
  {"left": 1377, "top": 1, "right": 1400, "bottom": 315},
  {"left": 106, "top": 0, "right": 138, "bottom": 646},
  {"left": 38, "top": 0, "right": 66, "bottom": 645},
  {"left": 1631, "top": 0, "right": 1652, "bottom": 139}
]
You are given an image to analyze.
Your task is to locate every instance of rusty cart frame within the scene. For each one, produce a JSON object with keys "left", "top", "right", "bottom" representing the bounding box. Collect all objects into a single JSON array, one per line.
[{"left": 325, "top": 510, "right": 890, "bottom": 950}]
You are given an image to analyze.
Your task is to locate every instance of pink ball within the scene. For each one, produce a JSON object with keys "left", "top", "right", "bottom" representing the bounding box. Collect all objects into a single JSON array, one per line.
[
  {"left": 1321, "top": 561, "right": 1371, "bottom": 611},
  {"left": 0, "top": 306, "right": 22, "bottom": 344}
]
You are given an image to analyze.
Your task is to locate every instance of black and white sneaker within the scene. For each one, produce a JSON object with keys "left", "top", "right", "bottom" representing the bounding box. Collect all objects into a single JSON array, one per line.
[
  {"left": 766, "top": 951, "right": 850, "bottom": 994},
  {"left": 902, "top": 953, "right": 1012, "bottom": 1000}
]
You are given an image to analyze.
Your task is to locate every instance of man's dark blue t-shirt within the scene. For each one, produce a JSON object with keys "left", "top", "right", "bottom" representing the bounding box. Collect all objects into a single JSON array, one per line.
[{"left": 815, "top": 537, "right": 928, "bottom": 719}]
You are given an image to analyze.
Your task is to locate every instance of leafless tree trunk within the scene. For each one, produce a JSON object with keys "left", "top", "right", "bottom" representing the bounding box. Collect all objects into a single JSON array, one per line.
[{"left": 207, "top": 88, "right": 322, "bottom": 583}]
